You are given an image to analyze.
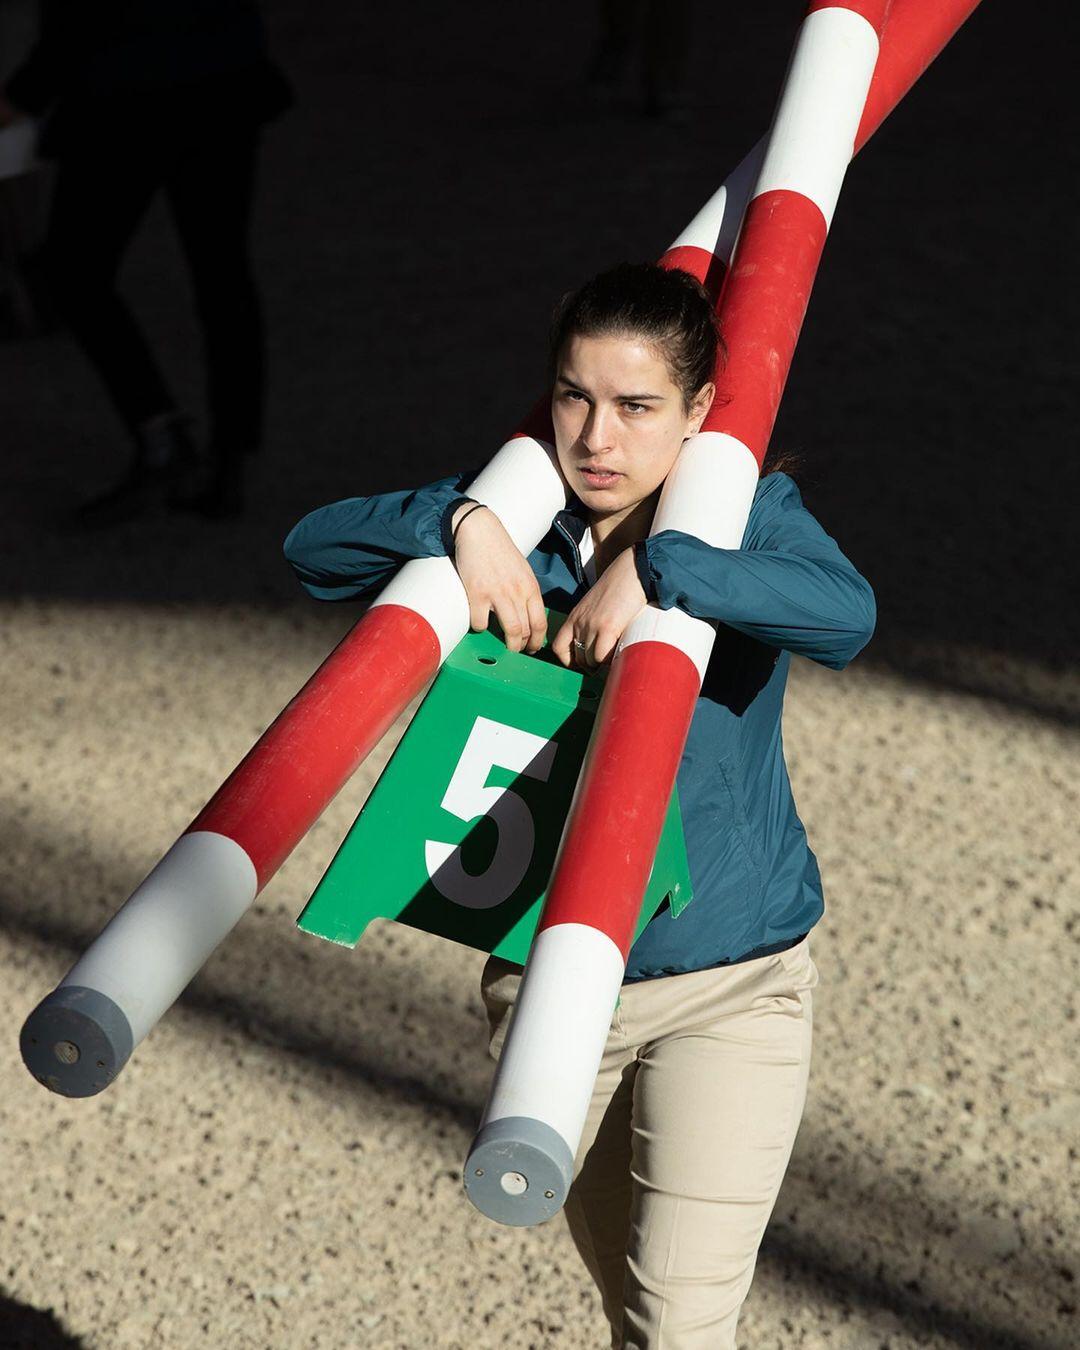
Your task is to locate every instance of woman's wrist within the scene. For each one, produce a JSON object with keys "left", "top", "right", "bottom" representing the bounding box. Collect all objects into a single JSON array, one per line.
[
  {"left": 440, "top": 495, "right": 476, "bottom": 554},
  {"left": 449, "top": 500, "right": 490, "bottom": 557},
  {"left": 452, "top": 501, "right": 487, "bottom": 535},
  {"left": 448, "top": 502, "right": 483, "bottom": 531}
]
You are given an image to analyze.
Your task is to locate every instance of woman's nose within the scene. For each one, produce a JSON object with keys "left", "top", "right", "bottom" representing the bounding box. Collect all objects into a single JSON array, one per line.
[{"left": 583, "top": 405, "right": 615, "bottom": 452}]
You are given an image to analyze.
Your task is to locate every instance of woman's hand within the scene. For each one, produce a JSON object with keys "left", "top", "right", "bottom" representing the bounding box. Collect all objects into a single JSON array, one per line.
[
  {"left": 452, "top": 503, "right": 547, "bottom": 654},
  {"left": 551, "top": 546, "right": 647, "bottom": 669}
]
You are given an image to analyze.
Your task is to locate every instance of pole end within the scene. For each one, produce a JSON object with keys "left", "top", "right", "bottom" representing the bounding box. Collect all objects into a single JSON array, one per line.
[
  {"left": 20, "top": 986, "right": 133, "bottom": 1098},
  {"left": 463, "top": 1117, "right": 574, "bottom": 1227}
]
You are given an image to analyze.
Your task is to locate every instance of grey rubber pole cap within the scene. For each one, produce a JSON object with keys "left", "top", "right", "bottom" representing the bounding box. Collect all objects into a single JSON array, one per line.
[
  {"left": 463, "top": 1117, "right": 574, "bottom": 1226},
  {"left": 20, "top": 986, "right": 134, "bottom": 1098}
]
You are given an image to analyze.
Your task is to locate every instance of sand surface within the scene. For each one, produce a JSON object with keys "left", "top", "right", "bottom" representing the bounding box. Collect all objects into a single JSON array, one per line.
[{"left": 1, "top": 2, "right": 1076, "bottom": 1347}]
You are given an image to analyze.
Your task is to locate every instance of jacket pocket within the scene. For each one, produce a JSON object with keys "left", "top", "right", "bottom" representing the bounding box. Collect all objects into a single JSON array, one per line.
[{"left": 714, "top": 754, "right": 766, "bottom": 926}]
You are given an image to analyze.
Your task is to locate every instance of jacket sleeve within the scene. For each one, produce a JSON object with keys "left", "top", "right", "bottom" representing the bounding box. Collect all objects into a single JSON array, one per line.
[
  {"left": 638, "top": 473, "right": 876, "bottom": 670},
  {"left": 283, "top": 472, "right": 474, "bottom": 602}
]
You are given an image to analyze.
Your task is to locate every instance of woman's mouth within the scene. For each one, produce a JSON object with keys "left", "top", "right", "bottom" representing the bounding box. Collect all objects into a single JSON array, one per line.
[{"left": 579, "top": 466, "right": 622, "bottom": 489}]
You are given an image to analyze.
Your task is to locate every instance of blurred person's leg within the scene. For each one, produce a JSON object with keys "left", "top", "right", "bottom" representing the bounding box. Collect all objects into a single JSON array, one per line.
[
  {"left": 47, "top": 151, "right": 176, "bottom": 434},
  {"left": 165, "top": 125, "right": 264, "bottom": 518},
  {"left": 46, "top": 144, "right": 197, "bottom": 525}
]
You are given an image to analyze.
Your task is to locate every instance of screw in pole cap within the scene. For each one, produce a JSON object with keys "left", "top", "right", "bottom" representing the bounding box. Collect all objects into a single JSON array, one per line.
[
  {"left": 463, "top": 1116, "right": 574, "bottom": 1227},
  {"left": 20, "top": 986, "right": 134, "bottom": 1098}
]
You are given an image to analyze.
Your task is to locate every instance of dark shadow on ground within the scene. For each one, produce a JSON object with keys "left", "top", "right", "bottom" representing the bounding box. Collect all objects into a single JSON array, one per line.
[
  {"left": 756, "top": 1228, "right": 1071, "bottom": 1350},
  {"left": 0, "top": 1296, "right": 85, "bottom": 1349},
  {"left": 0, "top": 2, "right": 1074, "bottom": 729}
]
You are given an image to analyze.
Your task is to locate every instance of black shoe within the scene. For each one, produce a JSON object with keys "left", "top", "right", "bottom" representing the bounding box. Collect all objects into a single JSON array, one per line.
[
  {"left": 67, "top": 471, "right": 171, "bottom": 530},
  {"left": 67, "top": 413, "right": 201, "bottom": 530}
]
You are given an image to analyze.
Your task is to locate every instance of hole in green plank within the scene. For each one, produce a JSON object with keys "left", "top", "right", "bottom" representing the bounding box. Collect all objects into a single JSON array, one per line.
[{"left": 477, "top": 656, "right": 497, "bottom": 666}]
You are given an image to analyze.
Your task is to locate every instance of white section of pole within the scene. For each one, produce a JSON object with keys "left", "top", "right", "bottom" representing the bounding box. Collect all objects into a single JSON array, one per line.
[
  {"left": 652, "top": 432, "right": 761, "bottom": 547},
  {"left": 464, "top": 434, "right": 564, "bottom": 554},
  {"left": 465, "top": 923, "right": 626, "bottom": 1223},
  {"left": 666, "top": 141, "right": 764, "bottom": 260},
  {"left": 59, "top": 831, "right": 258, "bottom": 1045},
  {"left": 750, "top": 7, "right": 882, "bottom": 226},
  {"left": 619, "top": 433, "right": 760, "bottom": 678},
  {"left": 480, "top": 923, "right": 625, "bottom": 1147}
]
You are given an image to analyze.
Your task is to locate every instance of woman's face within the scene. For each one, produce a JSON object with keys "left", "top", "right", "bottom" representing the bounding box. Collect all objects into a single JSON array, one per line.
[{"left": 551, "top": 332, "right": 713, "bottom": 524}]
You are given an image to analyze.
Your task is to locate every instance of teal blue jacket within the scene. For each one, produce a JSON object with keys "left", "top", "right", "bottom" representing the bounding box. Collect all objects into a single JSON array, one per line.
[{"left": 284, "top": 471, "right": 876, "bottom": 981}]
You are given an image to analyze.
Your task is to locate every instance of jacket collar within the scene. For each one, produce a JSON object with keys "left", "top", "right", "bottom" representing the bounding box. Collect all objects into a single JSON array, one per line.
[
  {"left": 554, "top": 496, "right": 588, "bottom": 535},
  {"left": 550, "top": 496, "right": 594, "bottom": 584}
]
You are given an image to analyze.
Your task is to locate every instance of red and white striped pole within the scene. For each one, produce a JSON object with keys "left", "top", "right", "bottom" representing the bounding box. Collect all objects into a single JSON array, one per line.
[
  {"left": 21, "top": 0, "right": 979, "bottom": 1101},
  {"left": 465, "top": 0, "right": 980, "bottom": 1226},
  {"left": 19, "top": 433, "right": 566, "bottom": 1097}
]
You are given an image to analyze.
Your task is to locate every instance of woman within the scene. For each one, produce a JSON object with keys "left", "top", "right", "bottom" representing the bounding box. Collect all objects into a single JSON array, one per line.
[{"left": 284, "top": 263, "right": 876, "bottom": 1347}]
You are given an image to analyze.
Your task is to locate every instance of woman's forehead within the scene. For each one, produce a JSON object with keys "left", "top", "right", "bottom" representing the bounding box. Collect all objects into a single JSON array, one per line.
[{"left": 558, "top": 332, "right": 677, "bottom": 396}]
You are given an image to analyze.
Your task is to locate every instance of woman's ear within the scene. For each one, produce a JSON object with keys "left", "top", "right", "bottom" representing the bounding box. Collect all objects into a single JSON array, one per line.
[{"left": 687, "top": 382, "right": 715, "bottom": 436}]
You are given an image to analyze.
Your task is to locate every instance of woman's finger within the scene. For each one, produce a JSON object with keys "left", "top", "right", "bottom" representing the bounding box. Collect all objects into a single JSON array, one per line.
[
  {"left": 494, "top": 595, "right": 527, "bottom": 652},
  {"left": 468, "top": 593, "right": 491, "bottom": 633},
  {"left": 525, "top": 588, "right": 548, "bottom": 654},
  {"left": 592, "top": 625, "right": 618, "bottom": 667},
  {"left": 570, "top": 629, "right": 597, "bottom": 670},
  {"left": 550, "top": 617, "right": 573, "bottom": 667}
]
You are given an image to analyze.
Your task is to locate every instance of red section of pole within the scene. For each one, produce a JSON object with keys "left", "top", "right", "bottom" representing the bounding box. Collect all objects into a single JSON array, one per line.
[
  {"left": 189, "top": 605, "right": 441, "bottom": 889},
  {"left": 703, "top": 191, "right": 829, "bottom": 458},
  {"left": 662, "top": 0, "right": 980, "bottom": 293},
  {"left": 537, "top": 642, "right": 701, "bottom": 955},
  {"left": 857, "top": 0, "right": 982, "bottom": 150}
]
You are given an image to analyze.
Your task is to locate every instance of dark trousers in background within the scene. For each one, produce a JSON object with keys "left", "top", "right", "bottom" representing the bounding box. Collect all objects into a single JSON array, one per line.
[{"left": 44, "top": 122, "right": 264, "bottom": 469}]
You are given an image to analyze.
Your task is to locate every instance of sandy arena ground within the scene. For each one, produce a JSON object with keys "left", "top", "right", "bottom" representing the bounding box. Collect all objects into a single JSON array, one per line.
[{"left": 1, "top": 2, "right": 1076, "bottom": 1347}]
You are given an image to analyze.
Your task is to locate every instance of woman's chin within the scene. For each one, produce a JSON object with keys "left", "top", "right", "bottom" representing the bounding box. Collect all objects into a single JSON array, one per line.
[{"left": 582, "top": 490, "right": 630, "bottom": 515}]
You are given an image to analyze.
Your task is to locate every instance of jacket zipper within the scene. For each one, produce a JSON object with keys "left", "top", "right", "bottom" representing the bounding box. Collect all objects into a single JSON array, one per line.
[{"left": 553, "top": 516, "right": 586, "bottom": 587}]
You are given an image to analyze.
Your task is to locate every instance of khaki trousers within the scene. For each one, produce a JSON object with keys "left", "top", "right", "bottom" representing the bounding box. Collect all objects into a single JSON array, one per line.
[{"left": 481, "top": 938, "right": 817, "bottom": 1349}]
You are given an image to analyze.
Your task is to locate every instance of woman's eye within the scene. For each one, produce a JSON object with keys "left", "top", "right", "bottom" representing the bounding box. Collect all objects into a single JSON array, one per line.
[{"left": 563, "top": 390, "right": 587, "bottom": 403}]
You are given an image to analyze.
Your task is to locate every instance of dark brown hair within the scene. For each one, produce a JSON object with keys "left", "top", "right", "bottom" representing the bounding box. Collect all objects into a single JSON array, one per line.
[{"left": 549, "top": 262, "right": 722, "bottom": 412}]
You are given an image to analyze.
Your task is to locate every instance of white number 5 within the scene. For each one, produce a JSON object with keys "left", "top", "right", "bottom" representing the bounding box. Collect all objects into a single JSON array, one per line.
[{"left": 425, "top": 715, "right": 557, "bottom": 909}]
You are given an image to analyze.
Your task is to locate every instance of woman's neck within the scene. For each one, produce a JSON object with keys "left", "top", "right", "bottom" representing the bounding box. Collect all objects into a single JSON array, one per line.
[{"left": 589, "top": 494, "right": 658, "bottom": 575}]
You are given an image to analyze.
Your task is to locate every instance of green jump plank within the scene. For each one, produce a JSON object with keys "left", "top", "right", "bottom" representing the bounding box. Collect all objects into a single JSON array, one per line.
[{"left": 298, "top": 612, "right": 692, "bottom": 964}]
